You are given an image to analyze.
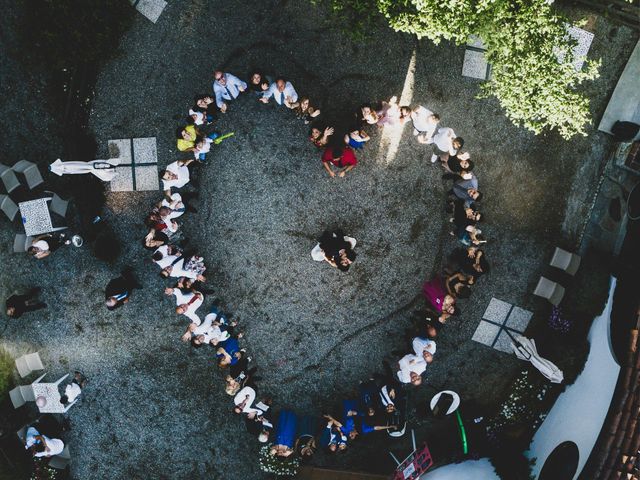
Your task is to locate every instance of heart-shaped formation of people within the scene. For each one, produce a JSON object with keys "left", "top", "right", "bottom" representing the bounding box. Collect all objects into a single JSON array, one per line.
[{"left": 141, "top": 67, "right": 490, "bottom": 474}]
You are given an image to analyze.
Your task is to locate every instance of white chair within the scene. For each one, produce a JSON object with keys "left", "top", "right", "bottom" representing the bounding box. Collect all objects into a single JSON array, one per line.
[
  {"left": 0, "top": 194, "right": 19, "bottom": 221},
  {"left": 9, "top": 387, "right": 27, "bottom": 409},
  {"left": 48, "top": 193, "right": 69, "bottom": 218},
  {"left": 0, "top": 164, "right": 21, "bottom": 193},
  {"left": 15, "top": 352, "right": 44, "bottom": 378},
  {"left": 13, "top": 234, "right": 34, "bottom": 253},
  {"left": 48, "top": 445, "right": 71, "bottom": 469},
  {"left": 533, "top": 277, "right": 565, "bottom": 306},
  {"left": 12, "top": 160, "right": 44, "bottom": 190},
  {"left": 550, "top": 247, "right": 581, "bottom": 276}
]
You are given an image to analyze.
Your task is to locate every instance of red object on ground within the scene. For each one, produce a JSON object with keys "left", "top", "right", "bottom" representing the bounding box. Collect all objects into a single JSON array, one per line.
[{"left": 392, "top": 443, "right": 433, "bottom": 480}]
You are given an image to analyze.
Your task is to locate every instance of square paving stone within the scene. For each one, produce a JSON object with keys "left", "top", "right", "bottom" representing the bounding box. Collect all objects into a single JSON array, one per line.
[
  {"left": 472, "top": 320, "right": 500, "bottom": 347},
  {"left": 482, "top": 298, "right": 512, "bottom": 325},
  {"left": 134, "top": 165, "right": 160, "bottom": 191},
  {"left": 462, "top": 49, "right": 490, "bottom": 80},
  {"left": 108, "top": 139, "right": 132, "bottom": 165},
  {"left": 133, "top": 137, "right": 158, "bottom": 165},
  {"left": 110, "top": 167, "right": 134, "bottom": 192},
  {"left": 494, "top": 329, "right": 517, "bottom": 354},
  {"left": 135, "top": 0, "right": 167, "bottom": 23},
  {"left": 505, "top": 306, "right": 533, "bottom": 333}
]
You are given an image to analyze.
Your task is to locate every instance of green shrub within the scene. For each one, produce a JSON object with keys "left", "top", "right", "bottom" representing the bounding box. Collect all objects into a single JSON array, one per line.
[
  {"left": 0, "top": 348, "right": 15, "bottom": 399},
  {"left": 315, "top": 0, "right": 600, "bottom": 139}
]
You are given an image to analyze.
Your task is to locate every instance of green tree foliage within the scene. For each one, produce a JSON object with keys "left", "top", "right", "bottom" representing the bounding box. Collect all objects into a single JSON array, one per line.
[
  {"left": 320, "top": 0, "right": 600, "bottom": 139},
  {"left": 0, "top": 348, "right": 14, "bottom": 398}
]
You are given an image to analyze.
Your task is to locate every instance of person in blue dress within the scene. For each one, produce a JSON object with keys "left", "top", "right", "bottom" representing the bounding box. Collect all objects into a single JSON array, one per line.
[
  {"left": 270, "top": 410, "right": 297, "bottom": 458},
  {"left": 319, "top": 413, "right": 348, "bottom": 452},
  {"left": 216, "top": 336, "right": 242, "bottom": 368}
]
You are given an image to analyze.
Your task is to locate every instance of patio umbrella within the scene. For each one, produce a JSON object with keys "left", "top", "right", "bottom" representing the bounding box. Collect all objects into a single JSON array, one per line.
[
  {"left": 510, "top": 333, "right": 564, "bottom": 384},
  {"left": 49, "top": 158, "right": 120, "bottom": 182}
]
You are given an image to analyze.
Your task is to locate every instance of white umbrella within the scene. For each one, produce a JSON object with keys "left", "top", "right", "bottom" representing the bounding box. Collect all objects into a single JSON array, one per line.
[
  {"left": 49, "top": 158, "right": 121, "bottom": 182},
  {"left": 510, "top": 334, "right": 564, "bottom": 384}
]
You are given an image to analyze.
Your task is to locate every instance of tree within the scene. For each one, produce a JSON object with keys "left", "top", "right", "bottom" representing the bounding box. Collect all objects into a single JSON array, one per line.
[{"left": 321, "top": 0, "right": 600, "bottom": 139}]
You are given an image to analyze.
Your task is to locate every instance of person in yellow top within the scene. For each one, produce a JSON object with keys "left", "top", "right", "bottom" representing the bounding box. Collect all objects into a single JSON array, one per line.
[{"left": 177, "top": 125, "right": 200, "bottom": 152}]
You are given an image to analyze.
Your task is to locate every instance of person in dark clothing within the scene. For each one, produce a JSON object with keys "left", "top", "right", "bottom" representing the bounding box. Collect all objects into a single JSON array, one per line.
[
  {"left": 6, "top": 288, "right": 47, "bottom": 318},
  {"left": 105, "top": 268, "right": 142, "bottom": 310},
  {"left": 312, "top": 229, "right": 357, "bottom": 272}
]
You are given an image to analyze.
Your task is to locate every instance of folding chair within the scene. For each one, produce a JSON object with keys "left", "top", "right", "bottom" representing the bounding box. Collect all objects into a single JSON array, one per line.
[
  {"left": 533, "top": 276, "right": 565, "bottom": 306},
  {"left": 48, "top": 445, "right": 71, "bottom": 469},
  {"left": 13, "top": 234, "right": 34, "bottom": 253},
  {"left": 9, "top": 387, "right": 27, "bottom": 409},
  {"left": 12, "top": 160, "right": 44, "bottom": 190},
  {"left": 48, "top": 193, "right": 69, "bottom": 218},
  {"left": 550, "top": 247, "right": 581, "bottom": 276},
  {"left": 0, "top": 194, "right": 19, "bottom": 221},
  {"left": 15, "top": 352, "right": 45, "bottom": 378},
  {"left": 0, "top": 164, "right": 20, "bottom": 193}
]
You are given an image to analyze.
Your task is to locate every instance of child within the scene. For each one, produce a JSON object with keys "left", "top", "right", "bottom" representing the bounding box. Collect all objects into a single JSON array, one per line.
[
  {"left": 344, "top": 130, "right": 370, "bottom": 150},
  {"left": 291, "top": 97, "right": 320, "bottom": 123}
]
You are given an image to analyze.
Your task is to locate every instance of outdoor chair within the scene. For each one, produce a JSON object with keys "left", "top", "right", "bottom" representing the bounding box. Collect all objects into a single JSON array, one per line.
[
  {"left": 9, "top": 386, "right": 35, "bottom": 409},
  {"left": 0, "top": 194, "right": 19, "bottom": 221},
  {"left": 12, "top": 160, "right": 44, "bottom": 190},
  {"left": 48, "top": 192, "right": 69, "bottom": 218},
  {"left": 16, "top": 426, "right": 27, "bottom": 444},
  {"left": 550, "top": 247, "right": 581, "bottom": 276},
  {"left": 48, "top": 445, "right": 71, "bottom": 470},
  {"left": 13, "top": 234, "right": 34, "bottom": 253},
  {"left": 533, "top": 276, "right": 565, "bottom": 306},
  {"left": 0, "top": 163, "right": 21, "bottom": 194},
  {"left": 15, "top": 352, "right": 44, "bottom": 378}
]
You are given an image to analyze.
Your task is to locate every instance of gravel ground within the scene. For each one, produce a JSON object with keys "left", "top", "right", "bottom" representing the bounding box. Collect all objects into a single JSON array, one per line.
[{"left": 1, "top": 1, "right": 638, "bottom": 479}]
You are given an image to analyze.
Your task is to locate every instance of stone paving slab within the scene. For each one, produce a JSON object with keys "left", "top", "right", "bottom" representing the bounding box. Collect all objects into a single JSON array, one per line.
[
  {"left": 474, "top": 298, "right": 533, "bottom": 353},
  {"left": 482, "top": 297, "right": 512, "bottom": 324},
  {"left": 462, "top": 49, "right": 490, "bottom": 80},
  {"left": 132, "top": 0, "right": 167, "bottom": 23},
  {"left": 108, "top": 137, "right": 158, "bottom": 191}
]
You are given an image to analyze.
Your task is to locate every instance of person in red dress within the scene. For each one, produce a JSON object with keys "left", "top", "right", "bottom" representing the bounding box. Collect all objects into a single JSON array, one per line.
[{"left": 321, "top": 145, "right": 357, "bottom": 178}]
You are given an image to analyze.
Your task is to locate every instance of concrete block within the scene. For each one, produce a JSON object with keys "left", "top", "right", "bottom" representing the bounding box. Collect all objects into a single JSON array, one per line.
[
  {"left": 505, "top": 306, "right": 533, "bottom": 333},
  {"left": 462, "top": 49, "right": 490, "bottom": 80},
  {"left": 483, "top": 298, "right": 512, "bottom": 324},
  {"left": 134, "top": 165, "right": 160, "bottom": 191},
  {"left": 472, "top": 320, "right": 500, "bottom": 347},
  {"left": 135, "top": 0, "right": 167, "bottom": 23}
]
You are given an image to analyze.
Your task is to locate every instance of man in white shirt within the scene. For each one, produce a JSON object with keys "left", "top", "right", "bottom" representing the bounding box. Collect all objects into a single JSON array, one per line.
[
  {"left": 260, "top": 78, "right": 298, "bottom": 107},
  {"left": 152, "top": 245, "right": 182, "bottom": 269},
  {"left": 412, "top": 336, "right": 437, "bottom": 357},
  {"left": 161, "top": 159, "right": 193, "bottom": 195},
  {"left": 182, "top": 308, "right": 232, "bottom": 344},
  {"left": 430, "top": 127, "right": 464, "bottom": 163},
  {"left": 25, "top": 427, "right": 65, "bottom": 458},
  {"left": 213, "top": 70, "right": 247, "bottom": 112},
  {"left": 396, "top": 351, "right": 433, "bottom": 385},
  {"left": 164, "top": 287, "right": 203, "bottom": 324},
  {"left": 160, "top": 256, "right": 206, "bottom": 282},
  {"left": 411, "top": 106, "right": 440, "bottom": 144}
]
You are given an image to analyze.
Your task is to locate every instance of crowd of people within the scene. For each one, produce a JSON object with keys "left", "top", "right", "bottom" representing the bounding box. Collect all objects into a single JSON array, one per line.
[
  {"left": 8, "top": 64, "right": 492, "bottom": 469},
  {"left": 135, "top": 66, "right": 494, "bottom": 466}
]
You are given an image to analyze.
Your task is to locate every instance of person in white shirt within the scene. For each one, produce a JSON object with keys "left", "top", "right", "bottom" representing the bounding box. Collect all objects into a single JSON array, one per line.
[
  {"left": 213, "top": 70, "right": 247, "bottom": 112},
  {"left": 182, "top": 308, "right": 235, "bottom": 345},
  {"left": 260, "top": 78, "right": 298, "bottom": 107},
  {"left": 430, "top": 127, "right": 464, "bottom": 163},
  {"left": 164, "top": 287, "right": 203, "bottom": 324},
  {"left": 411, "top": 106, "right": 440, "bottom": 143},
  {"left": 161, "top": 159, "right": 193, "bottom": 195},
  {"left": 160, "top": 193, "right": 186, "bottom": 219},
  {"left": 396, "top": 351, "right": 433, "bottom": 385},
  {"left": 160, "top": 255, "right": 206, "bottom": 281},
  {"left": 152, "top": 244, "right": 182, "bottom": 269},
  {"left": 60, "top": 371, "right": 87, "bottom": 406},
  {"left": 25, "top": 427, "right": 65, "bottom": 458},
  {"left": 412, "top": 337, "right": 437, "bottom": 357},
  {"left": 188, "top": 109, "right": 206, "bottom": 126}
]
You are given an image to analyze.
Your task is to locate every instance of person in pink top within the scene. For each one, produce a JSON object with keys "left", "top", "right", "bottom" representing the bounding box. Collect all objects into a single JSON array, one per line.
[{"left": 422, "top": 276, "right": 457, "bottom": 318}]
